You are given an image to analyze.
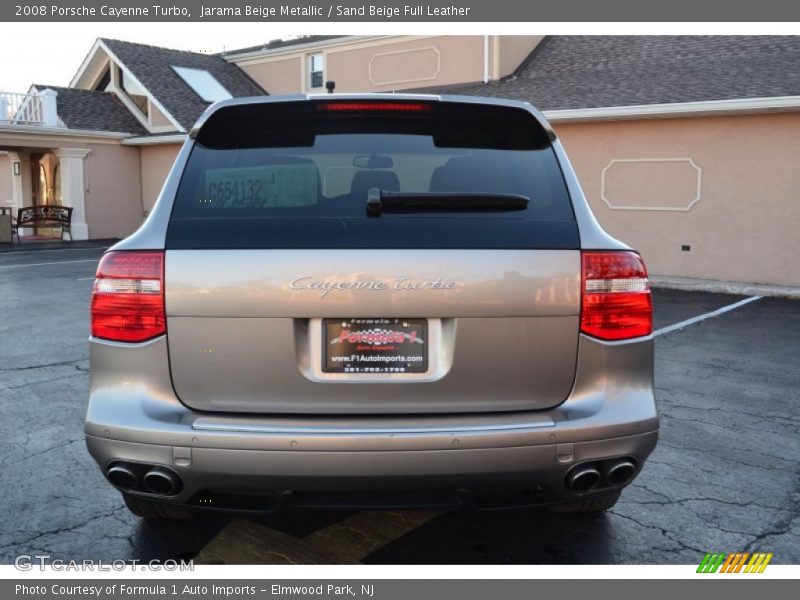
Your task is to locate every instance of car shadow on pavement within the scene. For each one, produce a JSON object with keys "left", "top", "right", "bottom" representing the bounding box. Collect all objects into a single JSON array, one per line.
[{"left": 364, "top": 508, "right": 615, "bottom": 564}]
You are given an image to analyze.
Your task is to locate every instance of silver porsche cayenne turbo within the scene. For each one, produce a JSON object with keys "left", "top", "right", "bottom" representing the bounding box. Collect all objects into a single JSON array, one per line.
[{"left": 85, "top": 94, "right": 658, "bottom": 518}]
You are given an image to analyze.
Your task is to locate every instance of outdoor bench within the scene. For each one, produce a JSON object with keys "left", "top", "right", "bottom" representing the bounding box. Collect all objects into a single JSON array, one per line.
[{"left": 12, "top": 205, "right": 73, "bottom": 242}]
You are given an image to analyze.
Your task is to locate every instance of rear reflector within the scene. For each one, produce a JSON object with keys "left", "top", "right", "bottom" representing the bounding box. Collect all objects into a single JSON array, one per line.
[
  {"left": 316, "top": 102, "right": 432, "bottom": 113},
  {"left": 580, "top": 251, "right": 652, "bottom": 341},
  {"left": 91, "top": 251, "right": 165, "bottom": 343}
]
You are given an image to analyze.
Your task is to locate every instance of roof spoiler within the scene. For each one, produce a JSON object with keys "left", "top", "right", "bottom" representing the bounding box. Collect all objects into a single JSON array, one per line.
[{"left": 188, "top": 93, "right": 557, "bottom": 142}]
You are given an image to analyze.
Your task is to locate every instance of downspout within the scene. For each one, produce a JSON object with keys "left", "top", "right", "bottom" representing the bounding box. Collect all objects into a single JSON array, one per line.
[{"left": 483, "top": 35, "right": 490, "bottom": 84}]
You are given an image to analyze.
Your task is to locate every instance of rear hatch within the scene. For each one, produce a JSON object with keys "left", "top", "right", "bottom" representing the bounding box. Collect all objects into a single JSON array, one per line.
[{"left": 164, "top": 98, "right": 581, "bottom": 414}]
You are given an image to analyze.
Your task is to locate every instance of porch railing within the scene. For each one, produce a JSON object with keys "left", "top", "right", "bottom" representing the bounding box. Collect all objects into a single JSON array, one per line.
[{"left": 0, "top": 89, "right": 59, "bottom": 127}]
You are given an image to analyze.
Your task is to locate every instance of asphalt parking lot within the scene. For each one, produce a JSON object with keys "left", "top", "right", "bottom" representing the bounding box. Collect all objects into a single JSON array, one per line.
[{"left": 0, "top": 242, "right": 798, "bottom": 565}]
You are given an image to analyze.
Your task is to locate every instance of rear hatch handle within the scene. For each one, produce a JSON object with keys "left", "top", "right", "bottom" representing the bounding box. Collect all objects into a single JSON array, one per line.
[{"left": 366, "top": 188, "right": 529, "bottom": 216}]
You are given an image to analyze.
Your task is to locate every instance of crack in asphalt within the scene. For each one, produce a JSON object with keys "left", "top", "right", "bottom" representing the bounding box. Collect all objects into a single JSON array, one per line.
[
  {"left": 663, "top": 415, "right": 799, "bottom": 440},
  {"left": 607, "top": 510, "right": 707, "bottom": 554},
  {"left": 645, "top": 459, "right": 792, "bottom": 500},
  {"left": 742, "top": 475, "right": 800, "bottom": 552},
  {"left": 0, "top": 370, "right": 87, "bottom": 392},
  {"left": 625, "top": 492, "right": 758, "bottom": 510},
  {"left": 656, "top": 439, "right": 797, "bottom": 471},
  {"left": 656, "top": 394, "right": 800, "bottom": 425},
  {"left": 642, "top": 459, "right": 789, "bottom": 509},
  {"left": 1, "top": 438, "right": 84, "bottom": 468},
  {"left": 620, "top": 488, "right": 794, "bottom": 541},
  {"left": 0, "top": 357, "right": 89, "bottom": 392},
  {"left": 0, "top": 506, "right": 128, "bottom": 557},
  {"left": 0, "top": 358, "right": 88, "bottom": 373},
  {"left": 659, "top": 398, "right": 800, "bottom": 433}
]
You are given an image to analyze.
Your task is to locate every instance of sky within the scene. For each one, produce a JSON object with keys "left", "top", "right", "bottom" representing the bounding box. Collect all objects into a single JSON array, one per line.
[{"left": 0, "top": 23, "right": 307, "bottom": 92}]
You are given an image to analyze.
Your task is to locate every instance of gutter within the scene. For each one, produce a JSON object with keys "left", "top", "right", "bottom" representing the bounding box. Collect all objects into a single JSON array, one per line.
[
  {"left": 0, "top": 123, "right": 131, "bottom": 139},
  {"left": 543, "top": 95, "right": 800, "bottom": 122},
  {"left": 121, "top": 134, "right": 188, "bottom": 146},
  {"left": 483, "top": 35, "right": 489, "bottom": 84}
]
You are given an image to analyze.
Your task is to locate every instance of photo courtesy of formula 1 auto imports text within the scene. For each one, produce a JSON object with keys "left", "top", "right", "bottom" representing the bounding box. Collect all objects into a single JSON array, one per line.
[{"left": 0, "top": 0, "right": 798, "bottom": 598}]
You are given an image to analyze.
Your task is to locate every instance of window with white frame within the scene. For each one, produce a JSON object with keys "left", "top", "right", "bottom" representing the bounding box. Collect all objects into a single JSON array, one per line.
[
  {"left": 172, "top": 66, "right": 233, "bottom": 103},
  {"left": 308, "top": 53, "right": 324, "bottom": 89},
  {"left": 118, "top": 66, "right": 149, "bottom": 116}
]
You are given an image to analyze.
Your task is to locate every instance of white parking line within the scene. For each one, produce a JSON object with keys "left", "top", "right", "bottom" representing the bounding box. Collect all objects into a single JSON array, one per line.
[
  {"left": 0, "top": 246, "right": 108, "bottom": 256},
  {"left": 76, "top": 277, "right": 95, "bottom": 281},
  {"left": 653, "top": 295, "right": 763, "bottom": 337},
  {"left": 0, "top": 259, "right": 99, "bottom": 270}
]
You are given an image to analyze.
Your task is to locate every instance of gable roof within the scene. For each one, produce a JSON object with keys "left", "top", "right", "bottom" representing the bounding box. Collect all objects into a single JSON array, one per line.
[
  {"left": 100, "top": 38, "right": 266, "bottom": 130},
  {"left": 416, "top": 36, "right": 800, "bottom": 110},
  {"left": 32, "top": 85, "right": 148, "bottom": 135}
]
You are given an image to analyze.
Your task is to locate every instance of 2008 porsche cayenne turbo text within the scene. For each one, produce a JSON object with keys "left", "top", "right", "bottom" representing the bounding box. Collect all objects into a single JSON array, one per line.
[{"left": 85, "top": 93, "right": 658, "bottom": 518}]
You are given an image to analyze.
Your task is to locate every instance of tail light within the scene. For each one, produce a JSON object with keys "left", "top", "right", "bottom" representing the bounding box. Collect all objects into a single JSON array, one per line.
[
  {"left": 91, "top": 251, "right": 165, "bottom": 343},
  {"left": 580, "top": 251, "right": 652, "bottom": 341}
]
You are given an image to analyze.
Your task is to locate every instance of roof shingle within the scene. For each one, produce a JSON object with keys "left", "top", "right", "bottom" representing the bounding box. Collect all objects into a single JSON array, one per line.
[
  {"left": 33, "top": 85, "right": 147, "bottom": 135},
  {"left": 416, "top": 36, "right": 800, "bottom": 110}
]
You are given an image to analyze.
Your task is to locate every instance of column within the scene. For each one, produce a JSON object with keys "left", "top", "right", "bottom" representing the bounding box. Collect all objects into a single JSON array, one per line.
[
  {"left": 56, "top": 148, "right": 91, "bottom": 240},
  {"left": 2, "top": 151, "right": 24, "bottom": 209},
  {"left": 40, "top": 89, "right": 59, "bottom": 127}
]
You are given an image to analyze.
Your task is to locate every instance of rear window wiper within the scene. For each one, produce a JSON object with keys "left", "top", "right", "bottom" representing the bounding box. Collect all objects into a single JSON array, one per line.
[{"left": 366, "top": 188, "right": 529, "bottom": 216}]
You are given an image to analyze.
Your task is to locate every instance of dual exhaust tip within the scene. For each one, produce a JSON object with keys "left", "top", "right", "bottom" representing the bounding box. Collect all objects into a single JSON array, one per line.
[
  {"left": 106, "top": 462, "right": 182, "bottom": 496},
  {"left": 565, "top": 458, "right": 637, "bottom": 493}
]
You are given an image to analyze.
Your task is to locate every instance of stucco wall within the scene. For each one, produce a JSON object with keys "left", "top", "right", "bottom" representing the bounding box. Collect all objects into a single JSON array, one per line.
[
  {"left": 0, "top": 156, "right": 11, "bottom": 205},
  {"left": 139, "top": 143, "right": 182, "bottom": 214},
  {"left": 555, "top": 112, "right": 800, "bottom": 287},
  {"left": 497, "top": 36, "right": 542, "bottom": 78},
  {"left": 84, "top": 143, "right": 143, "bottom": 239},
  {"left": 149, "top": 103, "right": 175, "bottom": 129},
  {"left": 239, "top": 56, "right": 302, "bottom": 95},
  {"left": 238, "top": 37, "right": 489, "bottom": 94},
  {"left": 328, "top": 36, "right": 484, "bottom": 93}
]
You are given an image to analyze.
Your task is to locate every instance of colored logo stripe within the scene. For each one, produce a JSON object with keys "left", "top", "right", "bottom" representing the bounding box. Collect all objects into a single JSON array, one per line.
[
  {"left": 697, "top": 553, "right": 726, "bottom": 573},
  {"left": 722, "top": 553, "right": 748, "bottom": 573},
  {"left": 745, "top": 553, "right": 773, "bottom": 573},
  {"left": 697, "top": 552, "right": 773, "bottom": 573}
]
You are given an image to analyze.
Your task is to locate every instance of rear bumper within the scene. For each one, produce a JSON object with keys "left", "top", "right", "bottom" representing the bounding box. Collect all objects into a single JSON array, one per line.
[
  {"left": 85, "top": 333, "right": 658, "bottom": 509},
  {"left": 86, "top": 431, "right": 657, "bottom": 510}
]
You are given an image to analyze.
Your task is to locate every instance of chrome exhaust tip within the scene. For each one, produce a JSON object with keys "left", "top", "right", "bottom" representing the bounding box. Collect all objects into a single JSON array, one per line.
[
  {"left": 566, "top": 466, "right": 601, "bottom": 492},
  {"left": 106, "top": 464, "right": 138, "bottom": 491},
  {"left": 142, "top": 467, "right": 180, "bottom": 496},
  {"left": 606, "top": 460, "right": 637, "bottom": 486}
]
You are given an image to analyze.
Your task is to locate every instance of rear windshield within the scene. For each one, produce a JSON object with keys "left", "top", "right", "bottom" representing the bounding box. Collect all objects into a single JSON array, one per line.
[{"left": 167, "top": 101, "right": 578, "bottom": 249}]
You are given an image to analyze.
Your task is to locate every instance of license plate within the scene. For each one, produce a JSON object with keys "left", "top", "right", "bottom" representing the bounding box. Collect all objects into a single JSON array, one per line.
[{"left": 323, "top": 318, "right": 428, "bottom": 374}]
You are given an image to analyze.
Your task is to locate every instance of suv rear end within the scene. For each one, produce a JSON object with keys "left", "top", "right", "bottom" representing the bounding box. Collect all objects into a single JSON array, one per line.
[{"left": 85, "top": 94, "right": 658, "bottom": 517}]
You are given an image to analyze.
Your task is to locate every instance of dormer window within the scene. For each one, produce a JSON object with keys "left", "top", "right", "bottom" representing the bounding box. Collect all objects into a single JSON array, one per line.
[
  {"left": 172, "top": 66, "right": 233, "bottom": 103},
  {"left": 94, "top": 66, "right": 111, "bottom": 92},
  {"left": 118, "top": 65, "right": 149, "bottom": 116}
]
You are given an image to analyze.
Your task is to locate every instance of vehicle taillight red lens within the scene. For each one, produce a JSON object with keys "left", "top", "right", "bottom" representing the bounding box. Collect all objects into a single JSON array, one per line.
[
  {"left": 316, "top": 102, "right": 432, "bottom": 112},
  {"left": 580, "top": 251, "right": 652, "bottom": 341},
  {"left": 91, "top": 251, "right": 165, "bottom": 343}
]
